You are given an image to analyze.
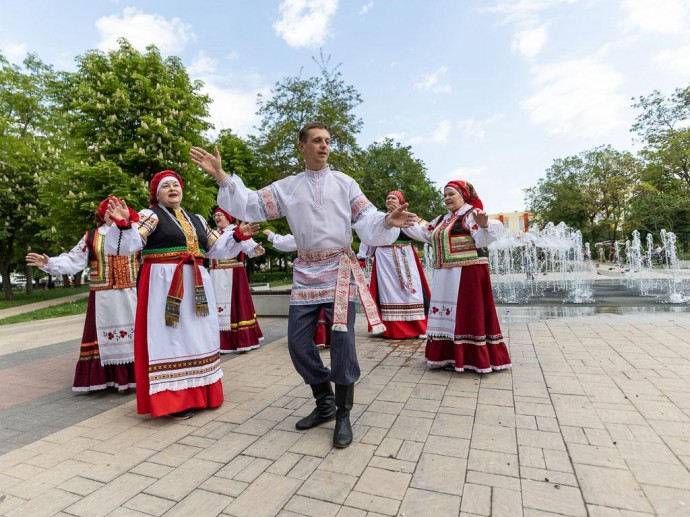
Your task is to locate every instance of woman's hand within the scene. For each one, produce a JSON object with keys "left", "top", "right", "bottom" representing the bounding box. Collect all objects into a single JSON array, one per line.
[
  {"left": 239, "top": 222, "right": 260, "bottom": 236},
  {"left": 107, "top": 198, "right": 131, "bottom": 224},
  {"left": 26, "top": 252, "right": 49, "bottom": 268},
  {"left": 473, "top": 209, "right": 489, "bottom": 229}
]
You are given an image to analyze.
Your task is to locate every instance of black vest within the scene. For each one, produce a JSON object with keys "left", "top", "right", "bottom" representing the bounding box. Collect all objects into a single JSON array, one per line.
[{"left": 143, "top": 205, "right": 209, "bottom": 254}]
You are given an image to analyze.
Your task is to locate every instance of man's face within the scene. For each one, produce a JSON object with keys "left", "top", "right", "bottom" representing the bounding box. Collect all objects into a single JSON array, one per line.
[
  {"left": 158, "top": 180, "right": 183, "bottom": 208},
  {"left": 299, "top": 128, "right": 331, "bottom": 170}
]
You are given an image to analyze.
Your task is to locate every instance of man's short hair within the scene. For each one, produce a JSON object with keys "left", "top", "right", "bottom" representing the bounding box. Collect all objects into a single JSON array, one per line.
[{"left": 299, "top": 122, "right": 330, "bottom": 142}]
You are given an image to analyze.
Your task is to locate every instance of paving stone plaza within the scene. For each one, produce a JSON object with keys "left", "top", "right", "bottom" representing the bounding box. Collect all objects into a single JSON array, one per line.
[{"left": 1, "top": 304, "right": 690, "bottom": 516}]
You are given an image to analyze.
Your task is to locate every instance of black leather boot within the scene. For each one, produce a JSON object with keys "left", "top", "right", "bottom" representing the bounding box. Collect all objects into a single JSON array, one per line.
[
  {"left": 333, "top": 383, "right": 355, "bottom": 448},
  {"left": 295, "top": 382, "right": 336, "bottom": 430}
]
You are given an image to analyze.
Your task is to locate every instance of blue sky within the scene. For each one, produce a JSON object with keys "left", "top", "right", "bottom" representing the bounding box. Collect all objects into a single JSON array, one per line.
[{"left": 3, "top": 0, "right": 690, "bottom": 212}]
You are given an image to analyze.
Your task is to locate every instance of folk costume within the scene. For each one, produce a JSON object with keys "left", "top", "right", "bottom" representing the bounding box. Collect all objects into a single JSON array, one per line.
[
  {"left": 266, "top": 231, "right": 331, "bottom": 349},
  {"left": 217, "top": 165, "right": 398, "bottom": 446},
  {"left": 362, "top": 191, "right": 431, "bottom": 339},
  {"left": 37, "top": 198, "right": 138, "bottom": 392},
  {"left": 209, "top": 207, "right": 264, "bottom": 353},
  {"left": 105, "top": 171, "right": 247, "bottom": 418},
  {"left": 405, "top": 180, "right": 512, "bottom": 373}
]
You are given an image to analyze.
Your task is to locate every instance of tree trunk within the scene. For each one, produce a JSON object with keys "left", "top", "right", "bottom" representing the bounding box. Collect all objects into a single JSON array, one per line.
[
  {"left": 62, "top": 274, "right": 71, "bottom": 288},
  {"left": 73, "top": 270, "right": 83, "bottom": 287},
  {"left": 1, "top": 263, "right": 13, "bottom": 301},
  {"left": 25, "top": 264, "right": 34, "bottom": 295}
]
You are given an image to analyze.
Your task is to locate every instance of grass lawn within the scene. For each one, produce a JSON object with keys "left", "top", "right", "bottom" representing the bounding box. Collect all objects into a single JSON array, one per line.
[
  {"left": 0, "top": 298, "right": 88, "bottom": 326},
  {"left": 0, "top": 285, "right": 90, "bottom": 310}
]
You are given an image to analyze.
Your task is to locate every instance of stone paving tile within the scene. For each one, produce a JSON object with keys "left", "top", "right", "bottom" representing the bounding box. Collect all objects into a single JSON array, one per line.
[
  {"left": 66, "top": 472, "right": 157, "bottom": 517},
  {"left": 461, "top": 483, "right": 492, "bottom": 515},
  {"left": 399, "top": 487, "right": 461, "bottom": 517},
  {"left": 343, "top": 490, "right": 400, "bottom": 516},
  {"left": 284, "top": 494, "right": 341, "bottom": 517},
  {"left": 144, "top": 457, "right": 221, "bottom": 501},
  {"left": 224, "top": 471, "right": 301, "bottom": 517},
  {"left": 573, "top": 463, "right": 654, "bottom": 513},
  {"left": 522, "top": 479, "right": 587, "bottom": 516},
  {"left": 122, "top": 492, "right": 176, "bottom": 516},
  {"left": 640, "top": 484, "right": 690, "bottom": 516},
  {"left": 297, "top": 469, "right": 358, "bottom": 505},
  {"left": 468, "top": 448, "right": 519, "bottom": 477},
  {"left": 410, "top": 452, "right": 466, "bottom": 496},
  {"left": 354, "top": 466, "right": 412, "bottom": 500},
  {"left": 319, "top": 443, "right": 376, "bottom": 477},
  {"left": 492, "top": 487, "right": 523, "bottom": 517}
]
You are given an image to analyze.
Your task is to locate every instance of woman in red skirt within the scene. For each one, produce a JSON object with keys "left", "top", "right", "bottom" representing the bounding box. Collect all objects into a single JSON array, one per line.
[
  {"left": 26, "top": 198, "right": 139, "bottom": 392},
  {"left": 405, "top": 180, "right": 511, "bottom": 373},
  {"left": 210, "top": 208, "right": 265, "bottom": 353}
]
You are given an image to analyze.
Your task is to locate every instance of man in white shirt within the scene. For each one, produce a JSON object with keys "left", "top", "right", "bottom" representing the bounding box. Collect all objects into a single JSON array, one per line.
[{"left": 191, "top": 123, "right": 416, "bottom": 448}]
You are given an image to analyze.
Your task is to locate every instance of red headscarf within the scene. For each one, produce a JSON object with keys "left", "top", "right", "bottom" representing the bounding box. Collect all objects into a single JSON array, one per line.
[
  {"left": 149, "top": 170, "right": 184, "bottom": 206},
  {"left": 387, "top": 190, "right": 405, "bottom": 205},
  {"left": 444, "top": 180, "right": 483, "bottom": 210},
  {"left": 213, "top": 207, "right": 234, "bottom": 224}
]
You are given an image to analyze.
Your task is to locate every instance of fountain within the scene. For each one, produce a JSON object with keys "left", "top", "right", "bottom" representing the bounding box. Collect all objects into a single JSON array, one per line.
[{"left": 489, "top": 222, "right": 594, "bottom": 304}]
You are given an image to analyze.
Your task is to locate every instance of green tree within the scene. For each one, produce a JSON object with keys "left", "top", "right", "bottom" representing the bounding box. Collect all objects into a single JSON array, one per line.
[
  {"left": 0, "top": 52, "right": 58, "bottom": 299},
  {"left": 52, "top": 38, "right": 216, "bottom": 229},
  {"left": 525, "top": 146, "right": 639, "bottom": 243},
  {"left": 360, "top": 139, "right": 444, "bottom": 220},
  {"left": 212, "top": 129, "right": 292, "bottom": 277},
  {"left": 250, "top": 53, "right": 364, "bottom": 179},
  {"left": 630, "top": 87, "right": 690, "bottom": 251}
]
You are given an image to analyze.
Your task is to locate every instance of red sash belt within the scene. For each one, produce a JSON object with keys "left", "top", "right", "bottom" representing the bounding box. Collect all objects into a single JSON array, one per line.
[
  {"left": 297, "top": 248, "right": 386, "bottom": 334},
  {"left": 144, "top": 253, "right": 208, "bottom": 327}
]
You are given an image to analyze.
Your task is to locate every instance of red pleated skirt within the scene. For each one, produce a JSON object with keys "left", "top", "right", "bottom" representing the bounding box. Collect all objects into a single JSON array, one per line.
[
  {"left": 73, "top": 292, "right": 136, "bottom": 392},
  {"left": 425, "top": 264, "right": 511, "bottom": 373},
  {"left": 220, "top": 266, "right": 264, "bottom": 353}
]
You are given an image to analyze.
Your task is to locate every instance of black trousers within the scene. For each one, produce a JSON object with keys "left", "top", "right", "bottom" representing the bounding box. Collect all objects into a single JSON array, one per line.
[{"left": 287, "top": 302, "right": 360, "bottom": 385}]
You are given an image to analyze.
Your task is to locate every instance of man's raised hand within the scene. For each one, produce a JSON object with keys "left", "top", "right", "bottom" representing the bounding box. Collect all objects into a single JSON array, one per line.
[
  {"left": 190, "top": 146, "right": 227, "bottom": 181},
  {"left": 384, "top": 203, "right": 418, "bottom": 228}
]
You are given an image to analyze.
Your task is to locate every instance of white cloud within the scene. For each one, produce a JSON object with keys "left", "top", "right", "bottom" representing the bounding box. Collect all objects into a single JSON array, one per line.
[
  {"left": 188, "top": 50, "right": 218, "bottom": 76},
  {"left": 95, "top": 7, "right": 194, "bottom": 53},
  {"left": 203, "top": 82, "right": 265, "bottom": 137},
  {"left": 521, "top": 57, "right": 627, "bottom": 138},
  {"left": 484, "top": 0, "right": 577, "bottom": 59},
  {"left": 273, "top": 0, "right": 339, "bottom": 48},
  {"left": 432, "top": 165, "right": 489, "bottom": 191},
  {"left": 188, "top": 52, "right": 267, "bottom": 137},
  {"left": 359, "top": 1, "right": 374, "bottom": 14},
  {"left": 413, "top": 66, "right": 452, "bottom": 94},
  {"left": 458, "top": 115, "right": 502, "bottom": 139},
  {"left": 380, "top": 119, "right": 453, "bottom": 146},
  {"left": 2, "top": 42, "right": 28, "bottom": 63},
  {"left": 620, "top": 0, "right": 690, "bottom": 35},
  {"left": 655, "top": 43, "right": 690, "bottom": 77},
  {"left": 431, "top": 120, "right": 453, "bottom": 143},
  {"left": 485, "top": 0, "right": 577, "bottom": 22},
  {"left": 512, "top": 24, "right": 549, "bottom": 59}
]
